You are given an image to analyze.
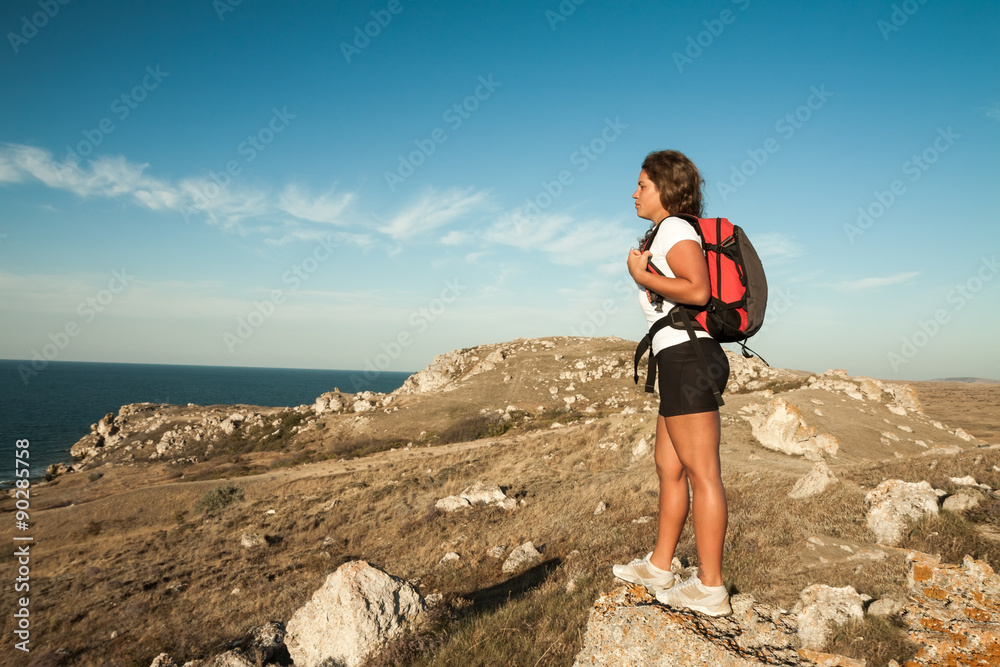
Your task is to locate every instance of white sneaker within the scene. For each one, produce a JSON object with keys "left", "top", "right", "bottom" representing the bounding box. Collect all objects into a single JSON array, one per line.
[
  {"left": 612, "top": 552, "right": 674, "bottom": 592},
  {"left": 655, "top": 573, "right": 732, "bottom": 616}
]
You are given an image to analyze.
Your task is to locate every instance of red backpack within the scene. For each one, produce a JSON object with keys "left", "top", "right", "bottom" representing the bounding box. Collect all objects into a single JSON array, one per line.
[{"left": 633, "top": 214, "right": 768, "bottom": 406}]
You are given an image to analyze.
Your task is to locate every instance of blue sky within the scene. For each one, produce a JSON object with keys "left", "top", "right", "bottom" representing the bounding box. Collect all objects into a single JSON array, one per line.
[{"left": 1, "top": 0, "right": 998, "bottom": 381}]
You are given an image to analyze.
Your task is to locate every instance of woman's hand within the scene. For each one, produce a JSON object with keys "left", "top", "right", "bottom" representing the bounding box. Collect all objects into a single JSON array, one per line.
[
  {"left": 629, "top": 240, "right": 710, "bottom": 306},
  {"left": 627, "top": 248, "right": 651, "bottom": 283}
]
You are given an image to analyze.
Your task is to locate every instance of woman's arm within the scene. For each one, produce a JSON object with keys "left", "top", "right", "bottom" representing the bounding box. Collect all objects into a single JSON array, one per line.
[{"left": 627, "top": 239, "right": 711, "bottom": 306}]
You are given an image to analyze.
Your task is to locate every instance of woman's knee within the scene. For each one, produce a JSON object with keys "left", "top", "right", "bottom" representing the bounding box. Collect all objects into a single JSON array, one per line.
[
  {"left": 655, "top": 459, "right": 686, "bottom": 484},
  {"left": 685, "top": 472, "right": 725, "bottom": 499}
]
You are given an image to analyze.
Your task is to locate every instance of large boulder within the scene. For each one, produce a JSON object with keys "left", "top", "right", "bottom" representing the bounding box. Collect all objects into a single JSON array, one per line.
[
  {"left": 285, "top": 561, "right": 425, "bottom": 667},
  {"left": 865, "top": 480, "right": 940, "bottom": 546}
]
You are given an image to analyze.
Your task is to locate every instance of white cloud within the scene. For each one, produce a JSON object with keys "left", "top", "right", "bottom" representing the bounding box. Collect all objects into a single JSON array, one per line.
[
  {"left": 0, "top": 148, "right": 26, "bottom": 183},
  {"left": 464, "top": 251, "right": 486, "bottom": 263},
  {"left": 440, "top": 229, "right": 471, "bottom": 246},
  {"left": 486, "top": 210, "right": 571, "bottom": 249},
  {"left": 277, "top": 185, "right": 354, "bottom": 224},
  {"left": 753, "top": 233, "right": 804, "bottom": 262},
  {"left": 484, "top": 209, "right": 633, "bottom": 267},
  {"left": 986, "top": 103, "right": 1000, "bottom": 122},
  {"left": 837, "top": 271, "right": 919, "bottom": 290},
  {"left": 380, "top": 187, "right": 490, "bottom": 239},
  {"left": 0, "top": 143, "right": 359, "bottom": 233}
]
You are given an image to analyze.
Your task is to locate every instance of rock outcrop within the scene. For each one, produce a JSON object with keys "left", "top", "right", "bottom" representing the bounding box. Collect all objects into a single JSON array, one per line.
[
  {"left": 902, "top": 551, "right": 1000, "bottom": 666},
  {"left": 284, "top": 560, "right": 425, "bottom": 667},
  {"left": 725, "top": 353, "right": 805, "bottom": 394},
  {"left": 574, "top": 550, "right": 1000, "bottom": 667},
  {"left": 571, "top": 584, "right": 863, "bottom": 666},
  {"left": 806, "top": 371, "right": 922, "bottom": 416},
  {"left": 741, "top": 398, "right": 839, "bottom": 459},
  {"left": 394, "top": 348, "right": 492, "bottom": 395}
]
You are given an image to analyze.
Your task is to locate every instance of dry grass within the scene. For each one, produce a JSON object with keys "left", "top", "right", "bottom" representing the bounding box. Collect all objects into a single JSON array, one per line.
[
  {"left": 908, "top": 380, "right": 1000, "bottom": 443},
  {"left": 824, "top": 615, "right": 920, "bottom": 667},
  {"left": 898, "top": 511, "right": 1000, "bottom": 570}
]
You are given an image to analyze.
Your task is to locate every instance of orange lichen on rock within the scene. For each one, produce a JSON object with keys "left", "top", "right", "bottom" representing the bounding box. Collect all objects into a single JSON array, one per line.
[
  {"left": 964, "top": 607, "right": 991, "bottom": 622},
  {"left": 922, "top": 585, "right": 949, "bottom": 601},
  {"left": 901, "top": 551, "right": 1000, "bottom": 667}
]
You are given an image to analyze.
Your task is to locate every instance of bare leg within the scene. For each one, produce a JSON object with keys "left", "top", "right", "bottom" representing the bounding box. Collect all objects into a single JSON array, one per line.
[
  {"left": 664, "top": 410, "right": 727, "bottom": 587},
  {"left": 649, "top": 414, "right": 689, "bottom": 572}
]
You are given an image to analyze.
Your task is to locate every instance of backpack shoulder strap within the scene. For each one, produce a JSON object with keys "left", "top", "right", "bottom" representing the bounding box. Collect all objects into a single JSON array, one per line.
[{"left": 633, "top": 316, "right": 673, "bottom": 393}]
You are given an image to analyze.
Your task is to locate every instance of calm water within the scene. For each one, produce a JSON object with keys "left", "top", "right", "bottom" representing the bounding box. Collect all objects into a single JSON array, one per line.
[{"left": 0, "top": 359, "right": 411, "bottom": 484}]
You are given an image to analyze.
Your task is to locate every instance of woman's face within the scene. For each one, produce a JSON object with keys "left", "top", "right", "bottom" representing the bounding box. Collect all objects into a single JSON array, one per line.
[{"left": 633, "top": 170, "right": 668, "bottom": 222}]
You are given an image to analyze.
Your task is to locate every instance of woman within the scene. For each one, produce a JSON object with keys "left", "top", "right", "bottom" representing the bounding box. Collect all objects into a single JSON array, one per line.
[{"left": 613, "top": 150, "right": 732, "bottom": 617}]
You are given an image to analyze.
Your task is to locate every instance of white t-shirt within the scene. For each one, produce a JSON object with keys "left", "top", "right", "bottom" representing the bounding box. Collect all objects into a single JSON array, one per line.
[{"left": 636, "top": 216, "right": 712, "bottom": 354}]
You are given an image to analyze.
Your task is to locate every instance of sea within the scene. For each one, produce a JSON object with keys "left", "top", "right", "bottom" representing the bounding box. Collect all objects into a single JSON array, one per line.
[{"left": 0, "top": 359, "right": 411, "bottom": 485}]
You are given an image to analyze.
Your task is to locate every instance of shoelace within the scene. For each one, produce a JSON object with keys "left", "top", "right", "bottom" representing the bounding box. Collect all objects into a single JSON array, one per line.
[
  {"left": 625, "top": 552, "right": 652, "bottom": 567},
  {"left": 671, "top": 575, "right": 701, "bottom": 594}
]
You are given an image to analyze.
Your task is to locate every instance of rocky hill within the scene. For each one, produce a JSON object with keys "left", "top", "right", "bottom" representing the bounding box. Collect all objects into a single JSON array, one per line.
[{"left": 4, "top": 336, "right": 999, "bottom": 667}]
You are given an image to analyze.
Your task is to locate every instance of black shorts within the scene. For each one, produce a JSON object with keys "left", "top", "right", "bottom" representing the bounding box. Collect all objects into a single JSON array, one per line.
[{"left": 655, "top": 337, "right": 730, "bottom": 418}]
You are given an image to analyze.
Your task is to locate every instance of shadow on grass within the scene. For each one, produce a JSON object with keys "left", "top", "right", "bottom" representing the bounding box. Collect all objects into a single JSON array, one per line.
[{"left": 463, "top": 558, "right": 562, "bottom": 614}]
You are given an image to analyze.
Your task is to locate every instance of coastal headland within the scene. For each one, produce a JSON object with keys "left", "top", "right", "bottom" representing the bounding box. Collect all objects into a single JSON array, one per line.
[{"left": 3, "top": 336, "right": 999, "bottom": 666}]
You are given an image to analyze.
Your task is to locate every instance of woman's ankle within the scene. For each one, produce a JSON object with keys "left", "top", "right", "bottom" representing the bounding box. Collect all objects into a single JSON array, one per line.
[
  {"left": 696, "top": 569, "right": 723, "bottom": 588},
  {"left": 649, "top": 551, "right": 673, "bottom": 572}
]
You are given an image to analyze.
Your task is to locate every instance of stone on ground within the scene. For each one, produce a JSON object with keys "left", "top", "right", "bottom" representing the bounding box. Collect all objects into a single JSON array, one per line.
[{"left": 285, "top": 560, "right": 425, "bottom": 667}]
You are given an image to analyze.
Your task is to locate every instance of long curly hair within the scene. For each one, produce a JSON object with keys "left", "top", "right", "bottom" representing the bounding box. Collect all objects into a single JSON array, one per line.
[{"left": 637, "top": 150, "right": 705, "bottom": 248}]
